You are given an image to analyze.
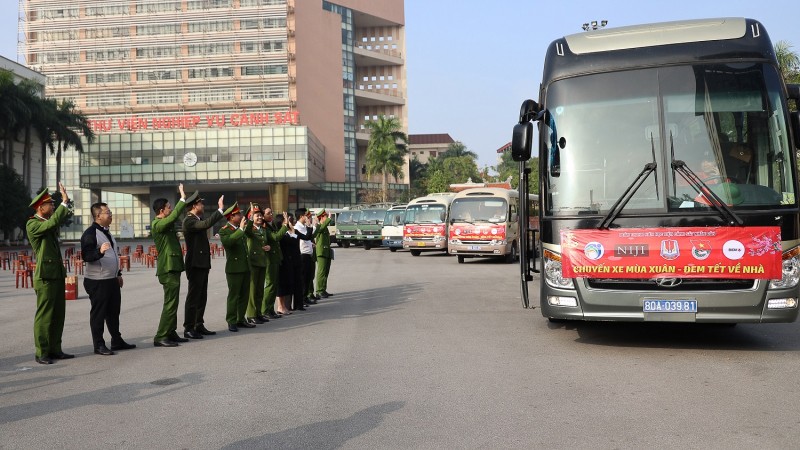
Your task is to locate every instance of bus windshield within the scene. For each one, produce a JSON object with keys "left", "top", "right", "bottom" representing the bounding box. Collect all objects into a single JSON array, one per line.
[
  {"left": 450, "top": 199, "right": 509, "bottom": 223},
  {"left": 359, "top": 210, "right": 385, "bottom": 224},
  {"left": 384, "top": 209, "right": 405, "bottom": 226},
  {"left": 405, "top": 204, "right": 447, "bottom": 224},
  {"left": 543, "top": 62, "right": 795, "bottom": 215}
]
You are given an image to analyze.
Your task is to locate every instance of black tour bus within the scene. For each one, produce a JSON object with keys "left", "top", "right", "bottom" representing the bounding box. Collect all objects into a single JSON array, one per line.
[{"left": 513, "top": 18, "right": 800, "bottom": 323}]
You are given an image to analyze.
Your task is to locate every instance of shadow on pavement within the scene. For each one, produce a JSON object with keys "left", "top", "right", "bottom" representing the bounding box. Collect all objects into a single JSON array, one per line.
[
  {"left": 0, "top": 371, "right": 204, "bottom": 425},
  {"left": 546, "top": 320, "right": 800, "bottom": 351},
  {"left": 220, "top": 401, "right": 404, "bottom": 450}
]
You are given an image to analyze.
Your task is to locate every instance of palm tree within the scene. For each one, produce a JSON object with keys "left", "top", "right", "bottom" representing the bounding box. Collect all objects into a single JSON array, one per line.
[
  {"left": 363, "top": 115, "right": 408, "bottom": 202},
  {"left": 0, "top": 69, "right": 32, "bottom": 169},
  {"left": 775, "top": 40, "right": 800, "bottom": 84},
  {"left": 51, "top": 99, "right": 95, "bottom": 187},
  {"left": 441, "top": 141, "right": 478, "bottom": 160},
  {"left": 15, "top": 79, "right": 45, "bottom": 191}
]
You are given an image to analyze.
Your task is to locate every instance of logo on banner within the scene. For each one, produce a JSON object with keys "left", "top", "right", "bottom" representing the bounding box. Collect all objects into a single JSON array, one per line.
[
  {"left": 690, "top": 239, "right": 712, "bottom": 260},
  {"left": 614, "top": 244, "right": 649, "bottom": 257},
  {"left": 660, "top": 240, "right": 680, "bottom": 260},
  {"left": 584, "top": 242, "right": 605, "bottom": 261},
  {"left": 723, "top": 240, "right": 745, "bottom": 260}
]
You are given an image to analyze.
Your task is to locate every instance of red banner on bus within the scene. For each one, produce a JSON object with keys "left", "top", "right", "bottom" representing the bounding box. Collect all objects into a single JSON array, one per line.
[
  {"left": 560, "top": 226, "right": 782, "bottom": 279},
  {"left": 449, "top": 224, "right": 506, "bottom": 241}
]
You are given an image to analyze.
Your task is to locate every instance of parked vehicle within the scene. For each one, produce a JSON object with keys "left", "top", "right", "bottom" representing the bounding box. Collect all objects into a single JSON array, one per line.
[
  {"left": 356, "top": 203, "right": 395, "bottom": 250},
  {"left": 403, "top": 193, "right": 456, "bottom": 256},
  {"left": 335, "top": 208, "right": 361, "bottom": 248},
  {"left": 382, "top": 204, "right": 407, "bottom": 252},
  {"left": 448, "top": 188, "right": 525, "bottom": 263}
]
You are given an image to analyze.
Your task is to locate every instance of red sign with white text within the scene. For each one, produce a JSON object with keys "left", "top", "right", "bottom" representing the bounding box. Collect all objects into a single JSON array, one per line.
[
  {"left": 449, "top": 224, "right": 506, "bottom": 241},
  {"left": 405, "top": 224, "right": 446, "bottom": 238},
  {"left": 560, "top": 227, "right": 782, "bottom": 279},
  {"left": 87, "top": 110, "right": 300, "bottom": 133}
]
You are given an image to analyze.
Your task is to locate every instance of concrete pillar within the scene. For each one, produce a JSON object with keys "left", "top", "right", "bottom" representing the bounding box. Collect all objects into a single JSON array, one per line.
[{"left": 268, "top": 183, "right": 289, "bottom": 213}]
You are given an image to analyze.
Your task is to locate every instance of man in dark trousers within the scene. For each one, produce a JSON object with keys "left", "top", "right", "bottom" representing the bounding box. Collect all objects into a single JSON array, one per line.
[
  {"left": 26, "top": 183, "right": 73, "bottom": 365},
  {"left": 218, "top": 202, "right": 254, "bottom": 332},
  {"left": 314, "top": 209, "right": 334, "bottom": 298},
  {"left": 182, "top": 191, "right": 224, "bottom": 339},
  {"left": 151, "top": 183, "right": 188, "bottom": 347},
  {"left": 80, "top": 202, "right": 136, "bottom": 356}
]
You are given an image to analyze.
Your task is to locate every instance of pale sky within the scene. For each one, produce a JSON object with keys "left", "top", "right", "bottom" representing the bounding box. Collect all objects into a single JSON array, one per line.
[{"left": 2, "top": 0, "right": 798, "bottom": 169}]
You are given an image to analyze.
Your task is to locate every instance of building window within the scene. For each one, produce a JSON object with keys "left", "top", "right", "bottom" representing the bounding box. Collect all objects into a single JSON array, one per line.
[{"left": 188, "top": 67, "right": 234, "bottom": 79}]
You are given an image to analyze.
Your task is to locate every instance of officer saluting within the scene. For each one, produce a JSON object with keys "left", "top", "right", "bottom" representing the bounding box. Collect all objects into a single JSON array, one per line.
[
  {"left": 26, "top": 182, "right": 74, "bottom": 365},
  {"left": 219, "top": 202, "right": 254, "bottom": 332}
]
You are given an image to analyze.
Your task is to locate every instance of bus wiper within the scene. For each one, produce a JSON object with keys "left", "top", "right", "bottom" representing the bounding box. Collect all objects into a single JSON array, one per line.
[
  {"left": 671, "top": 160, "right": 743, "bottom": 226},
  {"left": 598, "top": 162, "right": 657, "bottom": 230}
]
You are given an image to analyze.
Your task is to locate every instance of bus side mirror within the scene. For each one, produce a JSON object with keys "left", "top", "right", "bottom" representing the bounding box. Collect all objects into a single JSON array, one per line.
[
  {"left": 512, "top": 122, "right": 533, "bottom": 161},
  {"left": 792, "top": 112, "right": 800, "bottom": 149}
]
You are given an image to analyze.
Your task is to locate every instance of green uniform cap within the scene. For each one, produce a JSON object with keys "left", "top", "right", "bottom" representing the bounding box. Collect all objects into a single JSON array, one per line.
[
  {"left": 185, "top": 190, "right": 202, "bottom": 205},
  {"left": 223, "top": 201, "right": 241, "bottom": 218},
  {"left": 29, "top": 188, "right": 55, "bottom": 208}
]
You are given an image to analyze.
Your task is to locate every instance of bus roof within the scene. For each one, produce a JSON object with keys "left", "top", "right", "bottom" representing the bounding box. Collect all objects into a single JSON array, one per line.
[
  {"left": 452, "top": 187, "right": 519, "bottom": 199},
  {"left": 407, "top": 193, "right": 456, "bottom": 206},
  {"left": 564, "top": 17, "right": 747, "bottom": 55}
]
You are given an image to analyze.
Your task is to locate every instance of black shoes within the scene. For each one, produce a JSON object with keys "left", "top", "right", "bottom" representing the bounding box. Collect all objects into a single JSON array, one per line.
[
  {"left": 258, "top": 315, "right": 271, "bottom": 322},
  {"left": 228, "top": 324, "right": 239, "bottom": 332},
  {"left": 169, "top": 334, "right": 189, "bottom": 343},
  {"left": 237, "top": 321, "right": 256, "bottom": 328},
  {"left": 154, "top": 340, "right": 179, "bottom": 347},
  {"left": 184, "top": 330, "right": 203, "bottom": 339},
  {"left": 320, "top": 291, "right": 331, "bottom": 298},
  {"left": 247, "top": 316, "right": 265, "bottom": 324},
  {"left": 51, "top": 351, "right": 75, "bottom": 360},
  {"left": 296, "top": 306, "right": 307, "bottom": 311},
  {"left": 196, "top": 325, "right": 217, "bottom": 336},
  {"left": 110, "top": 340, "right": 137, "bottom": 351},
  {"left": 94, "top": 345, "right": 114, "bottom": 356},
  {"left": 268, "top": 312, "right": 281, "bottom": 319},
  {"left": 35, "top": 355, "right": 53, "bottom": 365}
]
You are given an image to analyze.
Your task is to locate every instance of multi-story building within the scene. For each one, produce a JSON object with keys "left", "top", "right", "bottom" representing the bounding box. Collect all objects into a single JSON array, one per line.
[
  {"left": 18, "top": 0, "right": 407, "bottom": 238},
  {"left": 408, "top": 133, "right": 454, "bottom": 164}
]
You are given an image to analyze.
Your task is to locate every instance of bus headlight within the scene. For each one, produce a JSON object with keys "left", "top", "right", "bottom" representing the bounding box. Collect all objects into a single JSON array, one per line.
[
  {"left": 544, "top": 251, "right": 574, "bottom": 289},
  {"left": 769, "top": 248, "right": 800, "bottom": 290}
]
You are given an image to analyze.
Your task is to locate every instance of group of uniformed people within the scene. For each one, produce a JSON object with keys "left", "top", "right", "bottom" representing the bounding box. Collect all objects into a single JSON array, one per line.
[
  {"left": 150, "top": 183, "right": 334, "bottom": 346},
  {"left": 25, "top": 182, "right": 334, "bottom": 363}
]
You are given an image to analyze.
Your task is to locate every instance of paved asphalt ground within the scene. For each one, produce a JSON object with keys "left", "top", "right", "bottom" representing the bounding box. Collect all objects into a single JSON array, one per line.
[{"left": 2, "top": 241, "right": 800, "bottom": 449}]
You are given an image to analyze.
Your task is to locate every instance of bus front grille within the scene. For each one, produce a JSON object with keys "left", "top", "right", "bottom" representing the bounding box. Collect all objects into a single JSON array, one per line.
[{"left": 586, "top": 278, "right": 757, "bottom": 291}]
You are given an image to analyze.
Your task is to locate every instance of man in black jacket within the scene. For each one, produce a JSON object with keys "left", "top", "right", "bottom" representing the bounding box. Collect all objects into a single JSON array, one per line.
[
  {"left": 182, "top": 191, "right": 224, "bottom": 339},
  {"left": 81, "top": 202, "right": 136, "bottom": 355}
]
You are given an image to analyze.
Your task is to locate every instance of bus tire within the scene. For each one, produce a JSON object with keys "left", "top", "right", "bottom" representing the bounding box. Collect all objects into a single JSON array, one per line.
[
  {"left": 505, "top": 242, "right": 518, "bottom": 264},
  {"left": 364, "top": 243, "right": 371, "bottom": 250},
  {"left": 389, "top": 247, "right": 398, "bottom": 252},
  {"left": 343, "top": 241, "right": 350, "bottom": 249},
  {"left": 457, "top": 255, "right": 465, "bottom": 264},
  {"left": 410, "top": 250, "right": 421, "bottom": 256}
]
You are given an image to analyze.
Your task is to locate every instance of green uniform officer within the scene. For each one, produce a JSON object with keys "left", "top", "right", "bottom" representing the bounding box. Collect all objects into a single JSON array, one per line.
[
  {"left": 262, "top": 208, "right": 288, "bottom": 319},
  {"left": 219, "top": 202, "right": 253, "bottom": 332},
  {"left": 314, "top": 209, "right": 334, "bottom": 298},
  {"left": 27, "top": 183, "right": 73, "bottom": 364},
  {"left": 245, "top": 203, "right": 270, "bottom": 323},
  {"left": 151, "top": 183, "right": 188, "bottom": 347}
]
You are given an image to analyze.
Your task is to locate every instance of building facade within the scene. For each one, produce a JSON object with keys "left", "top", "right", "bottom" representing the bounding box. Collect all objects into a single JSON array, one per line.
[
  {"left": 19, "top": 0, "right": 407, "bottom": 238},
  {"left": 408, "top": 133, "right": 454, "bottom": 164}
]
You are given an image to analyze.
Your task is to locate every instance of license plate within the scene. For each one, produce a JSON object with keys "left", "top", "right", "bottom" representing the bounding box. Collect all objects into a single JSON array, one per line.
[
  {"left": 417, "top": 242, "right": 426, "bottom": 247},
  {"left": 643, "top": 299, "right": 697, "bottom": 313},
  {"left": 468, "top": 245, "right": 481, "bottom": 250}
]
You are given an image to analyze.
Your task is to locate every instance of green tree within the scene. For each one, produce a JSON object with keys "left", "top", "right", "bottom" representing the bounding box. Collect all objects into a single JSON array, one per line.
[
  {"left": 425, "top": 156, "right": 481, "bottom": 193},
  {"left": 493, "top": 149, "right": 540, "bottom": 194},
  {"left": 440, "top": 141, "right": 478, "bottom": 160},
  {"left": 775, "top": 40, "right": 800, "bottom": 84},
  {"left": 0, "top": 70, "right": 32, "bottom": 169},
  {"left": 0, "top": 165, "right": 32, "bottom": 243},
  {"left": 51, "top": 99, "right": 95, "bottom": 187},
  {"left": 408, "top": 155, "right": 427, "bottom": 198},
  {"left": 363, "top": 115, "right": 408, "bottom": 202}
]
